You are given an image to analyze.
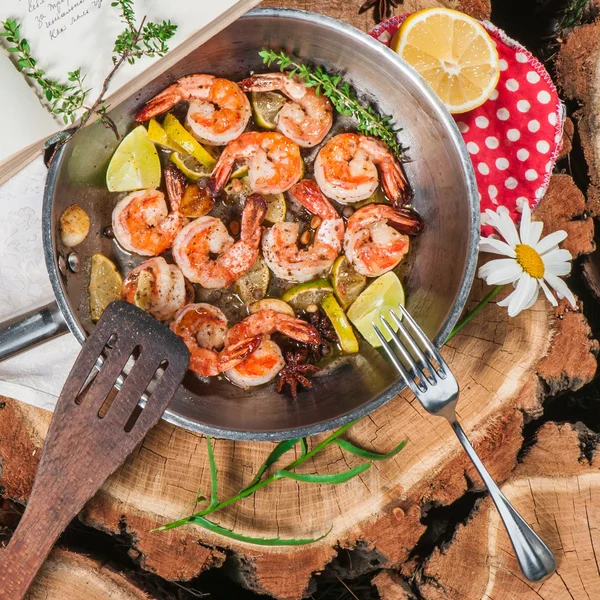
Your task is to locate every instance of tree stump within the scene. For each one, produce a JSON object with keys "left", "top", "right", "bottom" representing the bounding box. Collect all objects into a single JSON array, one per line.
[
  {"left": 0, "top": 3, "right": 598, "bottom": 600},
  {"left": 374, "top": 422, "right": 600, "bottom": 600}
]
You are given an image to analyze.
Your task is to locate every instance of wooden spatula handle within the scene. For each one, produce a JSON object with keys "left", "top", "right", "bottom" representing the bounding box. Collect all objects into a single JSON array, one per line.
[{"left": 0, "top": 485, "right": 76, "bottom": 599}]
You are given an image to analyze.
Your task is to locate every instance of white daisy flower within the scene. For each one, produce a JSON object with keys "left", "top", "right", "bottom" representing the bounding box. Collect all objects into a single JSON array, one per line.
[{"left": 478, "top": 202, "right": 576, "bottom": 317}]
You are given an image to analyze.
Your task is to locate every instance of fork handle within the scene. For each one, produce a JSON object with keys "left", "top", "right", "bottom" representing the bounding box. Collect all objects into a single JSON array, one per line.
[{"left": 450, "top": 419, "right": 556, "bottom": 582}]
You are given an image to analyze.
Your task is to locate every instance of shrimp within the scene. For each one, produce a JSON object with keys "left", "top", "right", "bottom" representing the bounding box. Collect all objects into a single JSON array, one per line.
[
  {"left": 172, "top": 194, "right": 267, "bottom": 288},
  {"left": 122, "top": 257, "right": 192, "bottom": 321},
  {"left": 112, "top": 165, "right": 188, "bottom": 256},
  {"left": 170, "top": 304, "right": 261, "bottom": 377},
  {"left": 238, "top": 73, "right": 333, "bottom": 147},
  {"left": 208, "top": 132, "right": 303, "bottom": 196},
  {"left": 135, "top": 75, "right": 251, "bottom": 146},
  {"left": 314, "top": 133, "right": 412, "bottom": 206},
  {"left": 262, "top": 179, "right": 344, "bottom": 282},
  {"left": 224, "top": 309, "right": 320, "bottom": 388},
  {"left": 344, "top": 204, "right": 427, "bottom": 277}
]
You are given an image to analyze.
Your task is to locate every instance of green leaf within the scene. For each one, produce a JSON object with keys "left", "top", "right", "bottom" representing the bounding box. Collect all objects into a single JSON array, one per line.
[
  {"left": 335, "top": 439, "right": 406, "bottom": 460},
  {"left": 300, "top": 438, "right": 308, "bottom": 457},
  {"left": 242, "top": 439, "right": 301, "bottom": 492},
  {"left": 206, "top": 436, "right": 219, "bottom": 509},
  {"left": 186, "top": 515, "right": 331, "bottom": 546},
  {"left": 274, "top": 462, "right": 371, "bottom": 484}
]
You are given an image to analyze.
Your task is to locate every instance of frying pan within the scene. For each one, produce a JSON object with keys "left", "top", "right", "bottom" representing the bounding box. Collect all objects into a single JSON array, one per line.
[{"left": 0, "top": 8, "right": 479, "bottom": 440}]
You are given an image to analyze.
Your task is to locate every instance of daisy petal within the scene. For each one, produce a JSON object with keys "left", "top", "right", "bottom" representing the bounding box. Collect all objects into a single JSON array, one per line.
[
  {"left": 507, "top": 273, "right": 535, "bottom": 317},
  {"left": 519, "top": 202, "right": 532, "bottom": 245},
  {"left": 546, "top": 261, "right": 572, "bottom": 277},
  {"left": 539, "top": 278, "right": 558, "bottom": 307},
  {"left": 479, "top": 258, "right": 522, "bottom": 285},
  {"left": 479, "top": 236, "right": 517, "bottom": 257},
  {"left": 522, "top": 281, "right": 540, "bottom": 311},
  {"left": 486, "top": 207, "right": 520, "bottom": 247},
  {"left": 535, "top": 230, "right": 568, "bottom": 255},
  {"left": 544, "top": 273, "right": 577, "bottom": 308},
  {"left": 528, "top": 221, "right": 544, "bottom": 247},
  {"left": 542, "top": 248, "right": 573, "bottom": 265}
]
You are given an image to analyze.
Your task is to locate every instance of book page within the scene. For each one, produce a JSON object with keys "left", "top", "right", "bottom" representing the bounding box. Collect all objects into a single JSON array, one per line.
[
  {"left": 0, "top": 51, "right": 57, "bottom": 163},
  {"left": 0, "top": 0, "right": 258, "bottom": 126}
]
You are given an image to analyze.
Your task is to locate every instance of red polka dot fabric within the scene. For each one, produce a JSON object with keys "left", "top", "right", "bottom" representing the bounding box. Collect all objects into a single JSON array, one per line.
[{"left": 369, "top": 16, "right": 564, "bottom": 227}]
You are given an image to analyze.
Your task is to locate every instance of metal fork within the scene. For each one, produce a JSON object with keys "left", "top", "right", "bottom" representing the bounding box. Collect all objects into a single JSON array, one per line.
[{"left": 372, "top": 304, "right": 556, "bottom": 582}]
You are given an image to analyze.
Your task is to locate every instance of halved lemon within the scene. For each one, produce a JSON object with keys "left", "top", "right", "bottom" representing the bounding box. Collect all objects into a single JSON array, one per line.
[
  {"left": 106, "top": 126, "right": 161, "bottom": 192},
  {"left": 251, "top": 91, "right": 287, "bottom": 130},
  {"left": 347, "top": 272, "right": 405, "bottom": 347},
  {"left": 391, "top": 8, "right": 500, "bottom": 114}
]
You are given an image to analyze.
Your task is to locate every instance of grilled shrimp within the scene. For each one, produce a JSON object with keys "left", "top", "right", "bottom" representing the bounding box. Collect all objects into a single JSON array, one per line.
[
  {"left": 238, "top": 73, "right": 333, "bottom": 147},
  {"left": 135, "top": 75, "right": 251, "bottom": 146},
  {"left": 314, "top": 133, "right": 412, "bottom": 206},
  {"left": 122, "top": 257, "right": 191, "bottom": 321},
  {"left": 112, "top": 165, "right": 188, "bottom": 256},
  {"left": 172, "top": 194, "right": 267, "bottom": 288},
  {"left": 170, "top": 304, "right": 261, "bottom": 377},
  {"left": 344, "top": 205, "right": 425, "bottom": 277},
  {"left": 208, "top": 132, "right": 303, "bottom": 196},
  {"left": 262, "top": 179, "right": 344, "bottom": 282},
  {"left": 224, "top": 309, "right": 320, "bottom": 388}
]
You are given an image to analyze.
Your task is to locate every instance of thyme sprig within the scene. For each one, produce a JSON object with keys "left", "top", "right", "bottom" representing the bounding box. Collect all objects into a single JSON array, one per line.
[
  {"left": 259, "top": 48, "right": 408, "bottom": 159},
  {"left": 1, "top": 19, "right": 88, "bottom": 124},
  {"left": 156, "top": 420, "right": 406, "bottom": 545},
  {"left": 1, "top": 0, "right": 177, "bottom": 148}
]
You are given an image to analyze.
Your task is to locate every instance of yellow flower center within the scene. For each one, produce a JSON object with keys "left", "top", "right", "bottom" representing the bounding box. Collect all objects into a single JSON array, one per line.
[{"left": 515, "top": 244, "right": 544, "bottom": 278}]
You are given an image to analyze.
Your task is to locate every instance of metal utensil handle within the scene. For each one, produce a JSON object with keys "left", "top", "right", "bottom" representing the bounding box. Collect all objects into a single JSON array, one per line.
[
  {"left": 450, "top": 419, "right": 556, "bottom": 582},
  {"left": 0, "top": 302, "right": 68, "bottom": 362}
]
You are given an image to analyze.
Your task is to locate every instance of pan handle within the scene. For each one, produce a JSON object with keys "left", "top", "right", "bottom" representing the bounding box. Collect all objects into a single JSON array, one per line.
[{"left": 0, "top": 302, "right": 68, "bottom": 362}]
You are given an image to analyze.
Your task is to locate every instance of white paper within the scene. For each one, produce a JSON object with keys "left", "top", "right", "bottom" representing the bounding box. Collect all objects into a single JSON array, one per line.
[{"left": 0, "top": 51, "right": 57, "bottom": 163}]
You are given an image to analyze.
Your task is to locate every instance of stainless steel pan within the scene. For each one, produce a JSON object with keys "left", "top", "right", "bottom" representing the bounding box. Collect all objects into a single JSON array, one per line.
[{"left": 0, "top": 8, "right": 479, "bottom": 440}]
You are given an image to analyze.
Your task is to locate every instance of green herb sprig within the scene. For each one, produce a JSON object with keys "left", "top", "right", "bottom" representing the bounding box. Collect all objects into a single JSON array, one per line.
[
  {"left": 259, "top": 48, "right": 408, "bottom": 160},
  {"left": 156, "top": 420, "right": 406, "bottom": 545},
  {"left": 1, "top": 1, "right": 177, "bottom": 148},
  {"left": 1, "top": 19, "right": 88, "bottom": 124}
]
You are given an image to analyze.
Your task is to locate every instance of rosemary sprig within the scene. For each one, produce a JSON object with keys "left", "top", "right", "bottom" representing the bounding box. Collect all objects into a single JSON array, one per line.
[
  {"left": 155, "top": 420, "right": 406, "bottom": 545},
  {"left": 259, "top": 48, "right": 408, "bottom": 160},
  {"left": 1, "top": 0, "right": 177, "bottom": 149}
]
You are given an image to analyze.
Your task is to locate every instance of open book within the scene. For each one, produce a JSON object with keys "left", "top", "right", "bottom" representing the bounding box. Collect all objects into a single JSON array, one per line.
[{"left": 0, "top": 0, "right": 261, "bottom": 185}]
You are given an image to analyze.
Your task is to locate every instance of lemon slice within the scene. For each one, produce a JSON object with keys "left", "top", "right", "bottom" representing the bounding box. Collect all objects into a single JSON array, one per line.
[
  {"left": 170, "top": 152, "right": 212, "bottom": 181},
  {"left": 264, "top": 192, "right": 286, "bottom": 223},
  {"left": 234, "top": 256, "right": 271, "bottom": 304},
  {"left": 392, "top": 8, "right": 500, "bottom": 114},
  {"left": 163, "top": 114, "right": 216, "bottom": 169},
  {"left": 106, "top": 126, "right": 161, "bottom": 192},
  {"left": 180, "top": 183, "right": 215, "bottom": 217},
  {"left": 231, "top": 165, "right": 249, "bottom": 179},
  {"left": 332, "top": 256, "right": 367, "bottom": 310},
  {"left": 147, "top": 118, "right": 185, "bottom": 153},
  {"left": 251, "top": 91, "right": 287, "bottom": 130},
  {"left": 89, "top": 254, "right": 123, "bottom": 322},
  {"left": 282, "top": 279, "right": 334, "bottom": 311},
  {"left": 248, "top": 298, "right": 295, "bottom": 317},
  {"left": 347, "top": 272, "right": 405, "bottom": 347},
  {"left": 321, "top": 293, "right": 359, "bottom": 354}
]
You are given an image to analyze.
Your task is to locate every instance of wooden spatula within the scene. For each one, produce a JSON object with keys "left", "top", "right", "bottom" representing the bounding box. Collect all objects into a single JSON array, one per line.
[{"left": 0, "top": 301, "right": 190, "bottom": 599}]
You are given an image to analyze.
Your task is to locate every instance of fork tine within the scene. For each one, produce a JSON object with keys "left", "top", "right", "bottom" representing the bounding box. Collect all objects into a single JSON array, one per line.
[
  {"left": 388, "top": 309, "right": 437, "bottom": 385},
  {"left": 372, "top": 324, "right": 423, "bottom": 396},
  {"left": 379, "top": 317, "right": 429, "bottom": 390},
  {"left": 396, "top": 304, "right": 448, "bottom": 376}
]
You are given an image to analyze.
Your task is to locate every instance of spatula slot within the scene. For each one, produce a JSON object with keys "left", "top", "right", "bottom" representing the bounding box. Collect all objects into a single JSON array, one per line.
[
  {"left": 74, "top": 333, "right": 119, "bottom": 405},
  {"left": 123, "top": 359, "right": 169, "bottom": 433},
  {"left": 97, "top": 345, "right": 141, "bottom": 419}
]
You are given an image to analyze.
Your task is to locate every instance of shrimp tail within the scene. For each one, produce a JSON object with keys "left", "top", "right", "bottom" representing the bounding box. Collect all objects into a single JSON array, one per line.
[
  {"left": 383, "top": 160, "right": 413, "bottom": 209},
  {"left": 238, "top": 74, "right": 279, "bottom": 92},
  {"left": 277, "top": 318, "right": 321, "bottom": 347},
  {"left": 208, "top": 151, "right": 236, "bottom": 197},
  {"left": 219, "top": 334, "right": 262, "bottom": 370},
  {"left": 136, "top": 85, "right": 183, "bottom": 122},
  {"left": 289, "top": 180, "right": 338, "bottom": 220},
  {"left": 241, "top": 194, "right": 268, "bottom": 243},
  {"left": 388, "top": 206, "right": 426, "bottom": 235},
  {"left": 164, "top": 164, "right": 187, "bottom": 212}
]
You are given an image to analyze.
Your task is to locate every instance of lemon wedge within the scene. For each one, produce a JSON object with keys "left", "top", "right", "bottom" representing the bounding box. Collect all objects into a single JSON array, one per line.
[
  {"left": 89, "top": 254, "right": 123, "bottom": 322},
  {"left": 281, "top": 279, "right": 334, "bottom": 311},
  {"left": 392, "top": 8, "right": 500, "bottom": 114},
  {"left": 347, "top": 272, "right": 405, "bottom": 347},
  {"left": 106, "top": 126, "right": 161, "bottom": 192},
  {"left": 163, "top": 114, "right": 216, "bottom": 169},
  {"left": 321, "top": 293, "right": 359, "bottom": 354},
  {"left": 251, "top": 91, "right": 287, "bottom": 130}
]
